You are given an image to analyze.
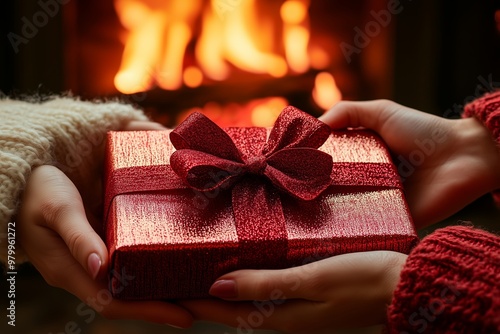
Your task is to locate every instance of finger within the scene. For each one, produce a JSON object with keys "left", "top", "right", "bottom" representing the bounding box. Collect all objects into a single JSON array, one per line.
[
  {"left": 124, "top": 120, "right": 166, "bottom": 131},
  {"left": 54, "top": 254, "right": 193, "bottom": 327},
  {"left": 25, "top": 166, "right": 108, "bottom": 280},
  {"left": 74, "top": 273, "right": 194, "bottom": 327},
  {"left": 19, "top": 177, "right": 194, "bottom": 328},
  {"left": 208, "top": 263, "right": 325, "bottom": 301},
  {"left": 318, "top": 99, "right": 397, "bottom": 131}
]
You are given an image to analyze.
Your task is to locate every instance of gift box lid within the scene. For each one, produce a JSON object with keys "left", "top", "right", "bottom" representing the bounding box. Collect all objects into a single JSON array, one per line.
[{"left": 104, "top": 106, "right": 418, "bottom": 300}]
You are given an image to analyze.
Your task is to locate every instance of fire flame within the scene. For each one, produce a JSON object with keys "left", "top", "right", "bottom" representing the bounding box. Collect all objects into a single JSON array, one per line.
[
  {"left": 113, "top": 0, "right": 342, "bottom": 124},
  {"left": 313, "top": 72, "right": 342, "bottom": 110}
]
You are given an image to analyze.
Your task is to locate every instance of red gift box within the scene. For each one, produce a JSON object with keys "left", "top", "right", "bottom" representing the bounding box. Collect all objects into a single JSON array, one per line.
[{"left": 104, "top": 106, "right": 418, "bottom": 300}]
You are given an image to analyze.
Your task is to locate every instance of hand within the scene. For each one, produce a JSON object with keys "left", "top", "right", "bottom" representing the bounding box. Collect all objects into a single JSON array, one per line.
[
  {"left": 319, "top": 100, "right": 500, "bottom": 228},
  {"left": 180, "top": 251, "right": 407, "bottom": 333},
  {"left": 17, "top": 121, "right": 193, "bottom": 327}
]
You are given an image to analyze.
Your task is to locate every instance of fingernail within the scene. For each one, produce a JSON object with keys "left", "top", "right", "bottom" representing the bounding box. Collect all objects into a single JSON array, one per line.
[
  {"left": 209, "top": 280, "right": 237, "bottom": 299},
  {"left": 87, "top": 253, "right": 102, "bottom": 280}
]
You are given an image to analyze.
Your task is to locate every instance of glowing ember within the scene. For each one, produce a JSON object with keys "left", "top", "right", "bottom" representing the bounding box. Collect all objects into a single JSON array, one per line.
[
  {"left": 280, "top": 0, "right": 308, "bottom": 24},
  {"left": 309, "top": 45, "right": 330, "bottom": 69},
  {"left": 251, "top": 97, "right": 289, "bottom": 127},
  {"left": 179, "top": 97, "right": 288, "bottom": 127},
  {"left": 281, "top": 0, "right": 310, "bottom": 73},
  {"left": 312, "top": 71, "right": 342, "bottom": 110},
  {"left": 183, "top": 66, "right": 204, "bottom": 88}
]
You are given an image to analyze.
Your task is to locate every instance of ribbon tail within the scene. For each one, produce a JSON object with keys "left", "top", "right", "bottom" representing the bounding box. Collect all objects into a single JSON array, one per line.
[{"left": 232, "top": 179, "right": 288, "bottom": 269}]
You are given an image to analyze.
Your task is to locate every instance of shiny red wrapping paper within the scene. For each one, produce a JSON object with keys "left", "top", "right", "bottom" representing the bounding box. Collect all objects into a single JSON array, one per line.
[{"left": 104, "top": 106, "right": 418, "bottom": 300}]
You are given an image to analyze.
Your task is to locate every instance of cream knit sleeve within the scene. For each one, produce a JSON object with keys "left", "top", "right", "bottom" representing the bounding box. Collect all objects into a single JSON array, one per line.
[{"left": 0, "top": 97, "right": 148, "bottom": 266}]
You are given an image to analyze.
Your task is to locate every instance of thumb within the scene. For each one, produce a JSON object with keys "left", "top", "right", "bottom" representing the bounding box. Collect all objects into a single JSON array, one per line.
[
  {"left": 209, "top": 265, "right": 318, "bottom": 301},
  {"left": 319, "top": 99, "right": 397, "bottom": 132},
  {"left": 26, "top": 165, "right": 108, "bottom": 280}
]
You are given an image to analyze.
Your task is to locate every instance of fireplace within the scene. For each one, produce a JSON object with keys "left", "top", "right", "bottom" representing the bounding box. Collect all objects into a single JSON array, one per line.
[
  {"left": 2, "top": 3, "right": 500, "bottom": 334},
  {"left": 3, "top": 1, "right": 499, "bottom": 126},
  {"left": 61, "top": 0, "right": 393, "bottom": 126}
]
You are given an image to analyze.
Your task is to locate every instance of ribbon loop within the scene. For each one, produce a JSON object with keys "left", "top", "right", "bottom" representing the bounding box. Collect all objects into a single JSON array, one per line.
[
  {"left": 170, "top": 112, "right": 244, "bottom": 162},
  {"left": 170, "top": 106, "right": 334, "bottom": 200},
  {"left": 262, "top": 105, "right": 332, "bottom": 154}
]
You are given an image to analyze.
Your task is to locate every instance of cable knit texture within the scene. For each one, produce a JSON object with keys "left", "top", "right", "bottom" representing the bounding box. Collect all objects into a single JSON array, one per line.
[
  {"left": 0, "top": 97, "right": 147, "bottom": 265},
  {"left": 463, "top": 90, "right": 500, "bottom": 203},
  {"left": 387, "top": 225, "right": 500, "bottom": 333},
  {"left": 463, "top": 90, "right": 500, "bottom": 145}
]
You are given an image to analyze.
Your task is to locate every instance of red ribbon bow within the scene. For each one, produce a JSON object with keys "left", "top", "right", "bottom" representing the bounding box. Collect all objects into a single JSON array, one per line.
[
  {"left": 169, "top": 106, "right": 333, "bottom": 201},
  {"left": 105, "top": 105, "right": 405, "bottom": 273}
]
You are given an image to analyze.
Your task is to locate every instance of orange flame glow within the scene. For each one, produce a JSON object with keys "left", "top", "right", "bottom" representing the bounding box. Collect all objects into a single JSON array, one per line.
[
  {"left": 312, "top": 71, "right": 342, "bottom": 110},
  {"left": 179, "top": 97, "right": 288, "bottom": 128},
  {"left": 113, "top": 0, "right": 340, "bottom": 125},
  {"left": 281, "top": 0, "right": 310, "bottom": 73}
]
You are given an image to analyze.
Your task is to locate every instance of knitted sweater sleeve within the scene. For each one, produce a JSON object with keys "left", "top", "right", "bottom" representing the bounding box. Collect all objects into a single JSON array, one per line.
[
  {"left": 463, "top": 90, "right": 500, "bottom": 202},
  {"left": 387, "top": 225, "right": 500, "bottom": 333},
  {"left": 0, "top": 97, "right": 148, "bottom": 265},
  {"left": 463, "top": 90, "right": 500, "bottom": 144}
]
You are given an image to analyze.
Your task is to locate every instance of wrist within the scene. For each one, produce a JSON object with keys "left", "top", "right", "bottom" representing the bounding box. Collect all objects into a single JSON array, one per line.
[
  {"left": 452, "top": 117, "right": 500, "bottom": 192},
  {"left": 384, "top": 252, "right": 407, "bottom": 306}
]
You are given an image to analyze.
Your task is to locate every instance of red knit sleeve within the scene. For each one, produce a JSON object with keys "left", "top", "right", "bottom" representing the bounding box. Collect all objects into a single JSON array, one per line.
[
  {"left": 386, "top": 225, "right": 500, "bottom": 333},
  {"left": 463, "top": 91, "right": 500, "bottom": 202},
  {"left": 463, "top": 90, "right": 500, "bottom": 144}
]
